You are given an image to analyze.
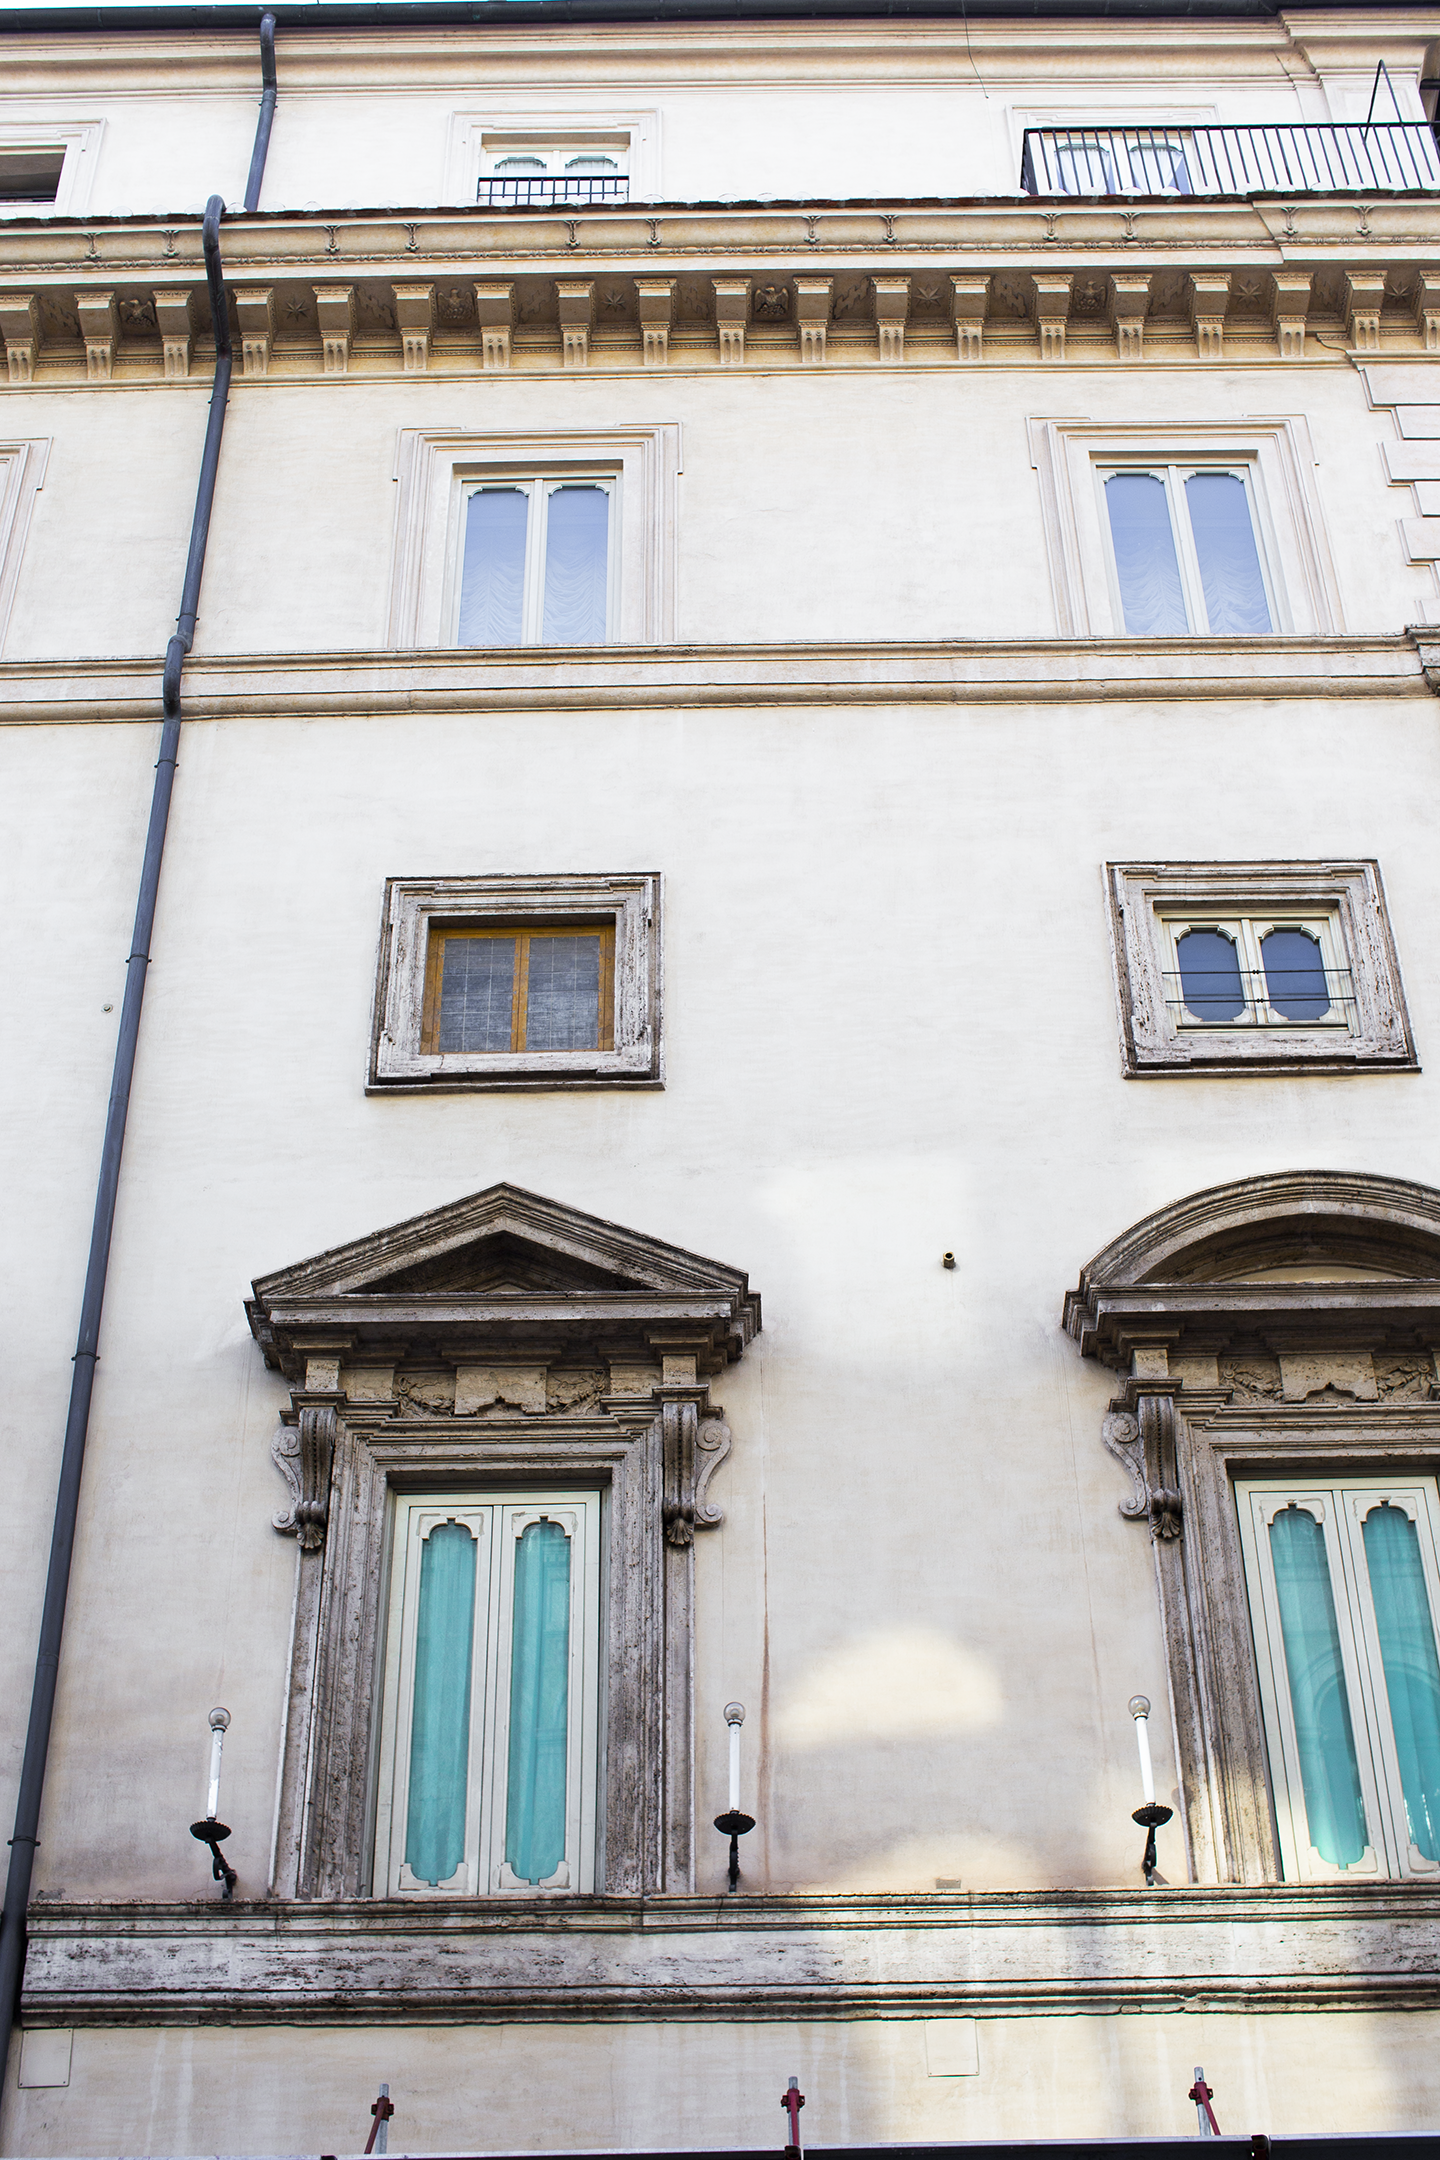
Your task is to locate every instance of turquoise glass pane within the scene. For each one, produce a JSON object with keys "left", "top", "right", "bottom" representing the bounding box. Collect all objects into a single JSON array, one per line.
[
  {"left": 1185, "top": 472, "right": 1272, "bottom": 634},
  {"left": 1362, "top": 1503, "right": 1440, "bottom": 1863},
  {"left": 1104, "top": 472, "right": 1187, "bottom": 634},
  {"left": 404, "top": 1521, "right": 477, "bottom": 1886},
  {"left": 505, "top": 1519, "right": 571, "bottom": 1884},
  {"left": 1269, "top": 1504, "right": 1368, "bottom": 1868}
]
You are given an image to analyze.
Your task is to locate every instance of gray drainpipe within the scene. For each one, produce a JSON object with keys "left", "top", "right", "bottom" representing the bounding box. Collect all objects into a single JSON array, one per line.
[{"left": 0, "top": 13, "right": 277, "bottom": 2091}]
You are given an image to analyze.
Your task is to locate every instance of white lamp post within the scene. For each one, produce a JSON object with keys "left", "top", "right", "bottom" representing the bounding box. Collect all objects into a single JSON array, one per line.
[
  {"left": 189, "top": 1706, "right": 237, "bottom": 1898},
  {"left": 713, "top": 1702, "right": 755, "bottom": 1892},
  {"left": 1128, "top": 1694, "right": 1172, "bottom": 1887}
]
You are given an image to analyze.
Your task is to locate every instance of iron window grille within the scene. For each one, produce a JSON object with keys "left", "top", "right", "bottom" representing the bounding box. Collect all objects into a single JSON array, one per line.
[
  {"left": 1020, "top": 123, "right": 1440, "bottom": 197},
  {"left": 478, "top": 175, "right": 628, "bottom": 208}
]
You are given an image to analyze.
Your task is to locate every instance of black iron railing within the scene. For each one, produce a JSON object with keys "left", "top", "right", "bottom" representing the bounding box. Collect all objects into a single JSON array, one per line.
[
  {"left": 478, "top": 176, "right": 629, "bottom": 208},
  {"left": 1021, "top": 123, "right": 1440, "bottom": 196},
  {"left": 1164, "top": 964, "right": 1356, "bottom": 1029}
]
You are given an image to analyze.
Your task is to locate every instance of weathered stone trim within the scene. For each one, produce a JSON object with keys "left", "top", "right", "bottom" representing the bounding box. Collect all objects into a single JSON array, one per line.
[
  {"left": 22, "top": 1885, "right": 1440, "bottom": 2026},
  {"left": 0, "top": 636, "right": 1428, "bottom": 726}
]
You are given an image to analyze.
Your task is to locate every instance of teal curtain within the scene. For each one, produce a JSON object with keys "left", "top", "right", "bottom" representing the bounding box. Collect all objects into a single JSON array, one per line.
[
  {"left": 1269, "top": 1504, "right": 1368, "bottom": 1868},
  {"left": 1362, "top": 1503, "right": 1440, "bottom": 1863},
  {"left": 505, "top": 1520, "right": 571, "bottom": 1884},
  {"left": 405, "top": 1521, "right": 477, "bottom": 1886}
]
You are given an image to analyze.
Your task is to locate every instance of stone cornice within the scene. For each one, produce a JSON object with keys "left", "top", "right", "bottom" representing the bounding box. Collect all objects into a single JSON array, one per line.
[
  {"left": 4, "top": 200, "right": 1440, "bottom": 382},
  {"left": 22, "top": 1883, "right": 1440, "bottom": 2026},
  {"left": 0, "top": 637, "right": 1427, "bottom": 724}
]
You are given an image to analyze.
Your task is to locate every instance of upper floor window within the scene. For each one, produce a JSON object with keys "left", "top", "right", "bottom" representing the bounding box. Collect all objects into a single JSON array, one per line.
[
  {"left": 1101, "top": 464, "right": 1274, "bottom": 636},
  {"left": 458, "top": 479, "right": 613, "bottom": 646},
  {"left": 422, "top": 920, "right": 615, "bottom": 1056},
  {"left": 0, "top": 124, "right": 101, "bottom": 218},
  {"left": 1237, "top": 1477, "right": 1440, "bottom": 1882},
  {"left": 478, "top": 136, "right": 629, "bottom": 207},
  {"left": 1021, "top": 121, "right": 1440, "bottom": 197},
  {"left": 1165, "top": 911, "right": 1345, "bottom": 1030},
  {"left": 0, "top": 147, "right": 64, "bottom": 206}
]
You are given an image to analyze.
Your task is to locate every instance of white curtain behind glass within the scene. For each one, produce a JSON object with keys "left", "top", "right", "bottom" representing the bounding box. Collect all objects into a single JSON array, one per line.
[
  {"left": 1105, "top": 473, "right": 1188, "bottom": 634},
  {"left": 542, "top": 486, "right": 609, "bottom": 644},
  {"left": 1185, "top": 472, "right": 1272, "bottom": 633},
  {"left": 459, "top": 489, "right": 528, "bottom": 645}
]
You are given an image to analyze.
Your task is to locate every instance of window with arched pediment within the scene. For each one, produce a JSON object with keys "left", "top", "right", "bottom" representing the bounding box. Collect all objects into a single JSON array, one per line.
[{"left": 1064, "top": 1170, "right": 1440, "bottom": 1885}]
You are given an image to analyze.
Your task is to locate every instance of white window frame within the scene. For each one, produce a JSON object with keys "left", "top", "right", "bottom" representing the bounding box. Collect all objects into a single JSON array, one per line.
[
  {"left": 1236, "top": 1474, "right": 1440, "bottom": 1884},
  {"left": 374, "top": 1487, "right": 603, "bottom": 1898},
  {"left": 387, "top": 427, "right": 680, "bottom": 650},
  {"left": 454, "top": 475, "right": 619, "bottom": 647},
  {"left": 1105, "top": 859, "right": 1416, "bottom": 1076},
  {"left": 444, "top": 109, "right": 659, "bottom": 205},
  {"left": 1095, "top": 458, "right": 1281, "bottom": 636},
  {"left": 0, "top": 439, "right": 48, "bottom": 653},
  {"left": 368, "top": 872, "right": 663, "bottom": 1092},
  {"left": 0, "top": 122, "right": 102, "bottom": 217},
  {"left": 1028, "top": 418, "right": 1343, "bottom": 636},
  {"left": 1158, "top": 908, "right": 1349, "bottom": 1032}
]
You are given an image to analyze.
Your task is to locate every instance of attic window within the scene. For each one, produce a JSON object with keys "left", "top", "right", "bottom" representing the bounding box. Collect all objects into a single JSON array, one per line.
[
  {"left": 369, "top": 875, "right": 661, "bottom": 1093},
  {"left": 0, "top": 148, "right": 65, "bottom": 203}
]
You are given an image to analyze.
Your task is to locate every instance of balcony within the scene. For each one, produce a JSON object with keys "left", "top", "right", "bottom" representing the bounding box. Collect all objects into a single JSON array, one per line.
[
  {"left": 477, "top": 175, "right": 629, "bottom": 209},
  {"left": 1020, "top": 122, "right": 1440, "bottom": 198}
]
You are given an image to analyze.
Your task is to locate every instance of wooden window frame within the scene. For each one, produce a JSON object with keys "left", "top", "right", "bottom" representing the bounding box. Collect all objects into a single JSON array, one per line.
[
  {"left": 369, "top": 874, "right": 661, "bottom": 1093},
  {"left": 419, "top": 921, "right": 617, "bottom": 1057}
]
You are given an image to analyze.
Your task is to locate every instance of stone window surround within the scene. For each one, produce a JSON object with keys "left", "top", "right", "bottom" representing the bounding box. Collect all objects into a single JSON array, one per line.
[
  {"left": 1104, "top": 859, "right": 1416, "bottom": 1078},
  {"left": 0, "top": 122, "right": 102, "bottom": 217},
  {"left": 367, "top": 872, "right": 662, "bottom": 1093},
  {"left": 249, "top": 1181, "right": 761, "bottom": 1902},
  {"left": 386, "top": 425, "right": 681, "bottom": 649},
  {"left": 0, "top": 437, "right": 47, "bottom": 650},
  {"left": 443, "top": 109, "right": 660, "bottom": 205},
  {"left": 1063, "top": 1169, "right": 1440, "bottom": 1887},
  {"left": 1028, "top": 416, "right": 1343, "bottom": 637}
]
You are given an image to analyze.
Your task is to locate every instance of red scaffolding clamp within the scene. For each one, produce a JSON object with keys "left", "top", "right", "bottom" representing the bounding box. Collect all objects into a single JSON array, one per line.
[
  {"left": 1188, "top": 2067, "right": 1221, "bottom": 2139},
  {"left": 782, "top": 2075, "right": 805, "bottom": 2158},
  {"left": 364, "top": 2085, "right": 395, "bottom": 2155}
]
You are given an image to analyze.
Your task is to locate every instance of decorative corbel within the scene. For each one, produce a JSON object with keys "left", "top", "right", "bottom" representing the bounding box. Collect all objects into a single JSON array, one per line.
[
  {"left": 271, "top": 1403, "right": 338, "bottom": 1550},
  {"left": 1102, "top": 1390, "right": 1182, "bottom": 1542},
  {"left": 656, "top": 1352, "right": 733, "bottom": 1546}
]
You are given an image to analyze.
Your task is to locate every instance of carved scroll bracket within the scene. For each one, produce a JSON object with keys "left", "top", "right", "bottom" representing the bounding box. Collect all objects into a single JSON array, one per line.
[
  {"left": 271, "top": 1398, "right": 340, "bottom": 1550},
  {"left": 1102, "top": 1385, "right": 1182, "bottom": 1542},
  {"left": 658, "top": 1385, "right": 732, "bottom": 1547}
]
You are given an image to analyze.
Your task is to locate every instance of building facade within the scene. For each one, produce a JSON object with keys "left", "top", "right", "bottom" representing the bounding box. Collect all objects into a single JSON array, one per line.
[{"left": 4, "top": 0, "right": 1440, "bottom": 2149}]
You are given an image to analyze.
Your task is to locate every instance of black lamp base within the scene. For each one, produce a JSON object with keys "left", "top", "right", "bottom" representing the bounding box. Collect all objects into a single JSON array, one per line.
[
  {"left": 1131, "top": 1801, "right": 1173, "bottom": 1887},
  {"left": 714, "top": 1809, "right": 755, "bottom": 1893},
  {"left": 190, "top": 1818, "right": 237, "bottom": 1900}
]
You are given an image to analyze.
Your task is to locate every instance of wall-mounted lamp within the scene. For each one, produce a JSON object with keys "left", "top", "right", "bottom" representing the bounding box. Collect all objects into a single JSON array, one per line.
[
  {"left": 1128, "top": 1694, "right": 1172, "bottom": 1887},
  {"left": 713, "top": 1701, "right": 755, "bottom": 1893},
  {"left": 189, "top": 1706, "right": 237, "bottom": 1899}
]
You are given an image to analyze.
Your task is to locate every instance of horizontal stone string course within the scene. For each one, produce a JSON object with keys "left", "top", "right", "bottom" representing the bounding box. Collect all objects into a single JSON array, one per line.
[{"left": 21, "top": 1885, "right": 1440, "bottom": 2026}]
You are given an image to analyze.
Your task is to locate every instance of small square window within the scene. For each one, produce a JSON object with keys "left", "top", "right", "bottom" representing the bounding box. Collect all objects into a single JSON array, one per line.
[
  {"left": 369, "top": 874, "right": 661, "bottom": 1092},
  {"left": 1106, "top": 861, "right": 1416, "bottom": 1076},
  {"left": 0, "top": 147, "right": 65, "bottom": 205}
]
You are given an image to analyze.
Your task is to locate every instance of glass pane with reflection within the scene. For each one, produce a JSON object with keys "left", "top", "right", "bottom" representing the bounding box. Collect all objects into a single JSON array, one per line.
[
  {"left": 1261, "top": 927, "right": 1329, "bottom": 1023},
  {"left": 1177, "top": 927, "right": 1245, "bottom": 1022},
  {"left": 1185, "top": 472, "right": 1272, "bottom": 634},
  {"left": 1105, "top": 473, "right": 1188, "bottom": 634},
  {"left": 458, "top": 488, "right": 529, "bottom": 645}
]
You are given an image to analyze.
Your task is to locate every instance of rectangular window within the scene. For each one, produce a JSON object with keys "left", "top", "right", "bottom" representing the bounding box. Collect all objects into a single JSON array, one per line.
[
  {"left": 374, "top": 1489, "right": 602, "bottom": 1896},
  {"left": 1157, "top": 910, "right": 1351, "bottom": 1032},
  {"left": 457, "top": 479, "right": 614, "bottom": 647},
  {"left": 1100, "top": 463, "right": 1274, "bottom": 635},
  {"left": 0, "top": 147, "right": 65, "bottom": 204},
  {"left": 420, "top": 922, "right": 616, "bottom": 1056},
  {"left": 1237, "top": 1476, "right": 1440, "bottom": 1883},
  {"left": 477, "top": 135, "right": 630, "bottom": 208}
]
